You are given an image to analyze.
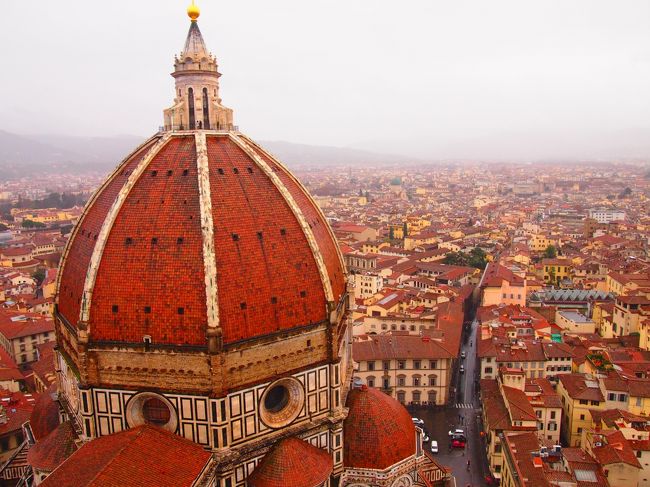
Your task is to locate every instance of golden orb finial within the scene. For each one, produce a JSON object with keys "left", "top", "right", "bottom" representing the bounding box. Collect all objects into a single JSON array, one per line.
[{"left": 187, "top": 0, "right": 200, "bottom": 21}]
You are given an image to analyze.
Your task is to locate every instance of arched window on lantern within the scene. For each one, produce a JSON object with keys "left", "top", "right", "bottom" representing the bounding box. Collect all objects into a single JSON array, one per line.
[
  {"left": 202, "top": 88, "right": 210, "bottom": 129},
  {"left": 188, "top": 87, "right": 196, "bottom": 129}
]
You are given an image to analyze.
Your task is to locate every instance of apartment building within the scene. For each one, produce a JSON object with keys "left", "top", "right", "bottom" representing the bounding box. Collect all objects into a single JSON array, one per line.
[{"left": 353, "top": 333, "right": 455, "bottom": 406}]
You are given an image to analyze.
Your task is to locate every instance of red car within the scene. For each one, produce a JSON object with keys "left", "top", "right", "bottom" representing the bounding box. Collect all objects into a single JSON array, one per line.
[{"left": 451, "top": 438, "right": 466, "bottom": 448}]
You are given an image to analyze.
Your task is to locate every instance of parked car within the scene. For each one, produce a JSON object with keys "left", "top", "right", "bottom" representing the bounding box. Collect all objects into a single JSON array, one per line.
[
  {"left": 461, "top": 351, "right": 466, "bottom": 359},
  {"left": 459, "top": 365, "right": 465, "bottom": 373},
  {"left": 430, "top": 440, "right": 439, "bottom": 453},
  {"left": 449, "top": 428, "right": 465, "bottom": 437},
  {"left": 451, "top": 438, "right": 466, "bottom": 449},
  {"left": 422, "top": 433, "right": 430, "bottom": 442},
  {"left": 412, "top": 417, "right": 424, "bottom": 426}
]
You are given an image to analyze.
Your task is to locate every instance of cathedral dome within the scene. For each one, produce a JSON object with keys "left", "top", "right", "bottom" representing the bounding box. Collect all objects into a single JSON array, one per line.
[
  {"left": 343, "top": 386, "right": 416, "bottom": 470},
  {"left": 56, "top": 132, "right": 346, "bottom": 348},
  {"left": 248, "top": 437, "right": 333, "bottom": 487}
]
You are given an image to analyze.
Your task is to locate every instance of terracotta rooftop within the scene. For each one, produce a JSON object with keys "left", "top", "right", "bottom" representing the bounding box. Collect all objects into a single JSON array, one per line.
[
  {"left": 57, "top": 133, "right": 346, "bottom": 347},
  {"left": 353, "top": 333, "right": 458, "bottom": 361},
  {"left": 558, "top": 374, "right": 605, "bottom": 402},
  {"left": 40, "top": 425, "right": 211, "bottom": 487},
  {"left": 247, "top": 437, "right": 333, "bottom": 487},
  {"left": 27, "top": 421, "right": 78, "bottom": 472},
  {"left": 344, "top": 386, "right": 415, "bottom": 470}
]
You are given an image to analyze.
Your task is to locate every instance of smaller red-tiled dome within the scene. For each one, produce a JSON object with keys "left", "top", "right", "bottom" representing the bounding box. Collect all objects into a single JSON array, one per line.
[
  {"left": 344, "top": 386, "right": 416, "bottom": 470},
  {"left": 27, "top": 421, "right": 78, "bottom": 472},
  {"left": 30, "top": 385, "right": 60, "bottom": 441},
  {"left": 248, "top": 437, "right": 333, "bottom": 487}
]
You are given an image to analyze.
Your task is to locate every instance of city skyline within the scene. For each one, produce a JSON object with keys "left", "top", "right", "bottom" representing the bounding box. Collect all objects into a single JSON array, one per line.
[{"left": 1, "top": 0, "right": 650, "bottom": 160}]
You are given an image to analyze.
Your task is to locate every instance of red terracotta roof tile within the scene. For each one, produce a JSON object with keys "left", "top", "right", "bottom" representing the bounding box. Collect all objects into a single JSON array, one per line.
[
  {"left": 40, "top": 425, "right": 211, "bottom": 487},
  {"left": 27, "top": 421, "right": 78, "bottom": 471},
  {"left": 344, "top": 386, "right": 415, "bottom": 470},
  {"left": 30, "top": 384, "right": 60, "bottom": 441},
  {"left": 248, "top": 437, "right": 332, "bottom": 487},
  {"left": 57, "top": 134, "right": 346, "bottom": 347}
]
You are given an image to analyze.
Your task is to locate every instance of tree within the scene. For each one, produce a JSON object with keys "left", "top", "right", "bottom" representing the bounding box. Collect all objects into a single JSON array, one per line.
[
  {"left": 389, "top": 226, "right": 395, "bottom": 240},
  {"left": 443, "top": 252, "right": 468, "bottom": 267},
  {"left": 21, "top": 219, "right": 46, "bottom": 229},
  {"left": 444, "top": 247, "right": 488, "bottom": 270},
  {"left": 618, "top": 187, "right": 632, "bottom": 199},
  {"left": 468, "top": 247, "right": 488, "bottom": 269},
  {"left": 32, "top": 268, "right": 46, "bottom": 286},
  {"left": 402, "top": 222, "right": 408, "bottom": 239},
  {"left": 543, "top": 245, "right": 557, "bottom": 259}
]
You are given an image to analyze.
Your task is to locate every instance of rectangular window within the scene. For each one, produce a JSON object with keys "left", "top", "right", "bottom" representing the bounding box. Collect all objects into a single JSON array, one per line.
[
  {"left": 383, "top": 361, "right": 390, "bottom": 370},
  {"left": 414, "top": 360, "right": 421, "bottom": 370},
  {"left": 398, "top": 361, "right": 405, "bottom": 369},
  {"left": 579, "top": 399, "right": 588, "bottom": 405},
  {"left": 608, "top": 393, "right": 616, "bottom": 401},
  {"left": 398, "top": 377, "right": 405, "bottom": 386},
  {"left": 430, "top": 360, "right": 437, "bottom": 369},
  {"left": 367, "top": 361, "right": 375, "bottom": 371},
  {"left": 550, "top": 411, "right": 556, "bottom": 419}
]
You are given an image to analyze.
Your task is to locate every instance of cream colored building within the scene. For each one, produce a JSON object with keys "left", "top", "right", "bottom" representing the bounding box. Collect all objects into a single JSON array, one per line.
[
  {"left": 351, "top": 315, "right": 436, "bottom": 337},
  {"left": 555, "top": 310, "right": 596, "bottom": 334},
  {"left": 353, "top": 334, "right": 454, "bottom": 406},
  {"left": 557, "top": 374, "right": 605, "bottom": 447},
  {"left": 351, "top": 272, "right": 383, "bottom": 300},
  {"left": 612, "top": 295, "right": 650, "bottom": 339},
  {"left": 526, "top": 378, "right": 562, "bottom": 444},
  {"left": 0, "top": 314, "right": 55, "bottom": 365}
]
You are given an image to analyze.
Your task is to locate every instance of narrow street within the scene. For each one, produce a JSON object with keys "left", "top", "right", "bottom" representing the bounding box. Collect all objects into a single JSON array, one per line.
[{"left": 410, "top": 318, "right": 491, "bottom": 486}]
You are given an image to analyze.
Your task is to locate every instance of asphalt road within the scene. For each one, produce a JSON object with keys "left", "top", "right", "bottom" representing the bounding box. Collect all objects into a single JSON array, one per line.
[{"left": 410, "top": 318, "right": 491, "bottom": 487}]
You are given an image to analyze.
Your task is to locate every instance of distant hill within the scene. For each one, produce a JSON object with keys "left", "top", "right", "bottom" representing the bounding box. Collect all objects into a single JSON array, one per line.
[
  {"left": 257, "top": 140, "right": 415, "bottom": 169},
  {"left": 0, "top": 131, "right": 413, "bottom": 180},
  {"left": 0, "top": 130, "right": 144, "bottom": 180}
]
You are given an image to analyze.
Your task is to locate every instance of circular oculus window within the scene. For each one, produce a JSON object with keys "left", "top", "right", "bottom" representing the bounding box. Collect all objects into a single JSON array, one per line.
[
  {"left": 259, "top": 377, "right": 305, "bottom": 429},
  {"left": 125, "top": 392, "right": 178, "bottom": 433}
]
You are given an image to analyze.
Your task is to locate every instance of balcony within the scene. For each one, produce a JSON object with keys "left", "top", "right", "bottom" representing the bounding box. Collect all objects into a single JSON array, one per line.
[{"left": 158, "top": 124, "right": 239, "bottom": 133}]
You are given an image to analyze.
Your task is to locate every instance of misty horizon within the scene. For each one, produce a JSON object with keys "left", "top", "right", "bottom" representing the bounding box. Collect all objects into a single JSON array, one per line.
[{"left": 1, "top": 0, "right": 650, "bottom": 161}]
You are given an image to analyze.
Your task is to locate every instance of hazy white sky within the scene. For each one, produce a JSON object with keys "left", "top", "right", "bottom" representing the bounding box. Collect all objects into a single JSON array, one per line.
[{"left": 1, "top": 1, "right": 649, "bottom": 159}]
